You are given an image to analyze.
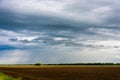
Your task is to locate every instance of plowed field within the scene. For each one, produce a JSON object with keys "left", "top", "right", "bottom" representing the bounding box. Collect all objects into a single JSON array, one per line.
[{"left": 0, "top": 66, "right": 120, "bottom": 80}]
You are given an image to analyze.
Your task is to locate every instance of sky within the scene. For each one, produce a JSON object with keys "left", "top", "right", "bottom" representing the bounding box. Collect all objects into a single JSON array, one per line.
[{"left": 0, "top": 0, "right": 120, "bottom": 64}]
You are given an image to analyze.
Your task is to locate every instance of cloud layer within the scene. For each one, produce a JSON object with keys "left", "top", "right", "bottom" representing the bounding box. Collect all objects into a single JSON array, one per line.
[{"left": 0, "top": 0, "right": 120, "bottom": 64}]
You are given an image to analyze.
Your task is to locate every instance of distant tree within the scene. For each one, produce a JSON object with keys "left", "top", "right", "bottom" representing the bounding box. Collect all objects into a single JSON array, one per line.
[{"left": 35, "top": 63, "right": 42, "bottom": 66}]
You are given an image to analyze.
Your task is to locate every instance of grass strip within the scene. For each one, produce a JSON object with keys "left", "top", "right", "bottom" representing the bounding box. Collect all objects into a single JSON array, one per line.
[{"left": 0, "top": 72, "right": 22, "bottom": 80}]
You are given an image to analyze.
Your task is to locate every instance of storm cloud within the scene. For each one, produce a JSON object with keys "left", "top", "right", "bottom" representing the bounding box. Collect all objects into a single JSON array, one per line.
[{"left": 0, "top": 0, "right": 120, "bottom": 64}]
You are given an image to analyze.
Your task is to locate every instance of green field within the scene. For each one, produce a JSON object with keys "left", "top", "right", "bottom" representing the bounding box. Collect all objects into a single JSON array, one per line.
[{"left": 0, "top": 72, "right": 22, "bottom": 80}]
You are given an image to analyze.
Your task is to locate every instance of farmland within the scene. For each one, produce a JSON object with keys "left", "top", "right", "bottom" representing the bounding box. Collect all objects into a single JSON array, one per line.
[{"left": 0, "top": 66, "right": 120, "bottom": 80}]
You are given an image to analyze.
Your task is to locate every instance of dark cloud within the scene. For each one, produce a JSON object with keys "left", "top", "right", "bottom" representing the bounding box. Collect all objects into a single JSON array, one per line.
[
  {"left": 0, "top": 0, "right": 120, "bottom": 63},
  {"left": 0, "top": 45, "right": 17, "bottom": 51}
]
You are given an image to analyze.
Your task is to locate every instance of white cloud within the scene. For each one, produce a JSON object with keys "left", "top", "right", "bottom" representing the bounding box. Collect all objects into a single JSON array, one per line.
[
  {"left": 0, "top": 0, "right": 118, "bottom": 23},
  {"left": 82, "top": 40, "right": 120, "bottom": 48},
  {"left": 92, "top": 6, "right": 112, "bottom": 13},
  {"left": 0, "top": 50, "right": 30, "bottom": 64},
  {"left": 0, "top": 0, "right": 67, "bottom": 14},
  {"left": 70, "top": 27, "right": 120, "bottom": 48},
  {"left": 88, "top": 28, "right": 120, "bottom": 37},
  {"left": 53, "top": 37, "right": 68, "bottom": 41},
  {"left": 0, "top": 29, "right": 39, "bottom": 47}
]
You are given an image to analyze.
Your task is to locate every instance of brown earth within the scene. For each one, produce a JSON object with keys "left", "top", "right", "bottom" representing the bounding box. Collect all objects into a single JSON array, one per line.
[{"left": 0, "top": 66, "right": 120, "bottom": 80}]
